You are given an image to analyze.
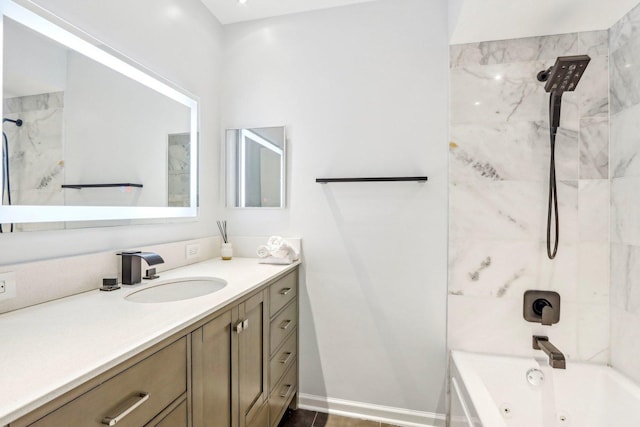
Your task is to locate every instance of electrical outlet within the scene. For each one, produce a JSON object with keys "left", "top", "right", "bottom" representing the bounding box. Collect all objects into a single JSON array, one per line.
[
  {"left": 185, "top": 243, "right": 201, "bottom": 260},
  {"left": 0, "top": 272, "right": 16, "bottom": 301}
]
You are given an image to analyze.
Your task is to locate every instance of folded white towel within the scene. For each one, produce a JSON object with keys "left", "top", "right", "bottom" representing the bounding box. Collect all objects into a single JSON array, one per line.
[
  {"left": 267, "top": 235, "right": 284, "bottom": 249},
  {"left": 259, "top": 255, "right": 294, "bottom": 265},
  {"left": 256, "top": 245, "right": 270, "bottom": 258},
  {"left": 256, "top": 236, "right": 299, "bottom": 262}
]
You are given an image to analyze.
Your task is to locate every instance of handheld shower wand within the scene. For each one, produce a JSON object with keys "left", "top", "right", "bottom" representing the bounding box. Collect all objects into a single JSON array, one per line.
[
  {"left": 1, "top": 117, "right": 23, "bottom": 233},
  {"left": 537, "top": 55, "right": 590, "bottom": 259}
]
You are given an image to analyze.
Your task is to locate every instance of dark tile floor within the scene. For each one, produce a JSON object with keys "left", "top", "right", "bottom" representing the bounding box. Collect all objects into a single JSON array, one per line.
[{"left": 278, "top": 409, "right": 400, "bottom": 427}]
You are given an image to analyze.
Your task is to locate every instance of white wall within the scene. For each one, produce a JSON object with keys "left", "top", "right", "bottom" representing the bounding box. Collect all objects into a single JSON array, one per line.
[
  {"left": 222, "top": 0, "right": 449, "bottom": 416},
  {"left": 0, "top": 0, "right": 223, "bottom": 265}
]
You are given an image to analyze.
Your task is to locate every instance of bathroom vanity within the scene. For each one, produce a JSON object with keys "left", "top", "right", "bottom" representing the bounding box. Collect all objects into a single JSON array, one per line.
[{"left": 0, "top": 258, "right": 299, "bottom": 427}]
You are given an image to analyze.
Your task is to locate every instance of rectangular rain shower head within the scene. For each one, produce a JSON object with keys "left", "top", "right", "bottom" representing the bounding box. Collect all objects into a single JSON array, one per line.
[{"left": 543, "top": 55, "right": 591, "bottom": 94}]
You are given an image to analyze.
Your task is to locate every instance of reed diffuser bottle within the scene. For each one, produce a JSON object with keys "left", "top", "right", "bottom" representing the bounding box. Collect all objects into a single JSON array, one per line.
[{"left": 217, "top": 220, "right": 232, "bottom": 260}]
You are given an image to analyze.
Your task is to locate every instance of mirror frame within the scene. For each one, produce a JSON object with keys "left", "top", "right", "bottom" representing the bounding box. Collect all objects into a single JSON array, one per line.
[
  {"left": 225, "top": 126, "right": 286, "bottom": 209},
  {"left": 0, "top": 0, "right": 199, "bottom": 224}
]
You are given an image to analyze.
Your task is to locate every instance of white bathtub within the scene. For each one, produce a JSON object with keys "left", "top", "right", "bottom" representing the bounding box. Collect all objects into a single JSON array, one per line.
[{"left": 449, "top": 350, "right": 640, "bottom": 427}]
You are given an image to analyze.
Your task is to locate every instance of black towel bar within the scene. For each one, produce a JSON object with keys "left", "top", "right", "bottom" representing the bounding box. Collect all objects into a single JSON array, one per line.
[{"left": 316, "top": 176, "right": 428, "bottom": 183}]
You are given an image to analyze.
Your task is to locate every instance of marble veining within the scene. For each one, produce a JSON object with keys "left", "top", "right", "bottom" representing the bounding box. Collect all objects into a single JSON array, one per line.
[
  {"left": 610, "top": 35, "right": 640, "bottom": 114},
  {"left": 611, "top": 243, "right": 640, "bottom": 314},
  {"left": 579, "top": 118, "right": 609, "bottom": 179},
  {"left": 578, "top": 55, "right": 610, "bottom": 118},
  {"left": 3, "top": 92, "right": 64, "bottom": 114},
  {"left": 611, "top": 177, "right": 640, "bottom": 245},
  {"left": 167, "top": 133, "right": 190, "bottom": 207},
  {"left": 449, "top": 29, "right": 610, "bottom": 361},
  {"left": 449, "top": 142, "right": 502, "bottom": 181},
  {"left": 610, "top": 1, "right": 640, "bottom": 54},
  {"left": 450, "top": 31, "right": 608, "bottom": 69},
  {"left": 578, "top": 180, "right": 610, "bottom": 243},
  {"left": 610, "top": 6, "right": 640, "bottom": 383},
  {"left": 450, "top": 180, "right": 579, "bottom": 242},
  {"left": 2, "top": 92, "right": 65, "bottom": 210},
  {"left": 449, "top": 239, "right": 578, "bottom": 300},
  {"left": 468, "top": 256, "right": 491, "bottom": 281},
  {"left": 451, "top": 61, "right": 579, "bottom": 126},
  {"left": 577, "top": 30, "right": 610, "bottom": 58},
  {"left": 450, "top": 121, "right": 579, "bottom": 183},
  {"left": 449, "top": 33, "right": 579, "bottom": 68},
  {"left": 611, "top": 102, "right": 640, "bottom": 178}
]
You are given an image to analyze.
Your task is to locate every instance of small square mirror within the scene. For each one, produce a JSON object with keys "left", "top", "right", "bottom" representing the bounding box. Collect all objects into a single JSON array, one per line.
[{"left": 225, "top": 126, "right": 286, "bottom": 208}]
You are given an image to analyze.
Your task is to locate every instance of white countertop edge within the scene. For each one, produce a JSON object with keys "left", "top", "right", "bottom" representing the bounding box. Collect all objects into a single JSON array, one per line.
[{"left": 0, "top": 258, "right": 300, "bottom": 425}]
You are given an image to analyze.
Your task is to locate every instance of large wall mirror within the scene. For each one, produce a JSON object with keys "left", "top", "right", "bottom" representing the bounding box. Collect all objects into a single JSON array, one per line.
[
  {"left": 0, "top": 0, "right": 198, "bottom": 231},
  {"left": 226, "top": 126, "right": 286, "bottom": 208}
]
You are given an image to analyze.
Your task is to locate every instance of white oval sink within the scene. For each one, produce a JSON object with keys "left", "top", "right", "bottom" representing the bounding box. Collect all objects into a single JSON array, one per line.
[{"left": 125, "top": 277, "right": 227, "bottom": 303}]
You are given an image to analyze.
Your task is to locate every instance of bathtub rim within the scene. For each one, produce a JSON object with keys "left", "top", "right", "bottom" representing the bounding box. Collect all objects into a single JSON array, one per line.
[
  {"left": 450, "top": 349, "right": 640, "bottom": 427},
  {"left": 450, "top": 350, "right": 506, "bottom": 427}
]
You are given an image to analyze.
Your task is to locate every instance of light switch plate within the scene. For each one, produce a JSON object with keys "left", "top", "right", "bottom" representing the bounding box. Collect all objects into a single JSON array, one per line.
[
  {"left": 0, "top": 271, "right": 17, "bottom": 302},
  {"left": 186, "top": 243, "right": 201, "bottom": 260}
]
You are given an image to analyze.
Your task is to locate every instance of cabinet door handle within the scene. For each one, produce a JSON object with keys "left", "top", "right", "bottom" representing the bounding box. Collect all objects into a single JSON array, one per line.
[
  {"left": 242, "top": 319, "right": 249, "bottom": 330},
  {"left": 101, "top": 392, "right": 149, "bottom": 426},
  {"left": 279, "top": 288, "right": 292, "bottom": 295},
  {"left": 279, "top": 352, "right": 293, "bottom": 365},
  {"left": 280, "top": 384, "right": 293, "bottom": 398},
  {"left": 235, "top": 321, "right": 244, "bottom": 334},
  {"left": 279, "top": 319, "right": 292, "bottom": 330}
]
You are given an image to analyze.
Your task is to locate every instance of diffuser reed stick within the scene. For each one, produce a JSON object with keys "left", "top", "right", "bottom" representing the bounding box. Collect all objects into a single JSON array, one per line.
[{"left": 217, "top": 220, "right": 228, "bottom": 243}]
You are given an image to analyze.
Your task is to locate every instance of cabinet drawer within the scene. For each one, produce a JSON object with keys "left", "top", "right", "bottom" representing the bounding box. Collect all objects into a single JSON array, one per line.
[
  {"left": 269, "top": 362, "right": 297, "bottom": 427},
  {"left": 247, "top": 402, "right": 269, "bottom": 427},
  {"left": 269, "top": 271, "right": 297, "bottom": 317},
  {"left": 30, "top": 337, "right": 187, "bottom": 427},
  {"left": 149, "top": 399, "right": 187, "bottom": 427},
  {"left": 269, "top": 331, "right": 297, "bottom": 393},
  {"left": 269, "top": 301, "right": 297, "bottom": 355}
]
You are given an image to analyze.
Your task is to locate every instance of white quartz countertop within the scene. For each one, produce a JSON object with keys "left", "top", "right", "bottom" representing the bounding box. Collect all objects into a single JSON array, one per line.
[{"left": 0, "top": 257, "right": 299, "bottom": 425}]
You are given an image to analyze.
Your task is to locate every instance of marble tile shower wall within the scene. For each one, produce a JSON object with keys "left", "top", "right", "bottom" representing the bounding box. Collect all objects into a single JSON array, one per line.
[
  {"left": 448, "top": 31, "right": 610, "bottom": 362},
  {"left": 3, "top": 92, "right": 65, "bottom": 231},
  {"left": 610, "top": 2, "right": 640, "bottom": 384}
]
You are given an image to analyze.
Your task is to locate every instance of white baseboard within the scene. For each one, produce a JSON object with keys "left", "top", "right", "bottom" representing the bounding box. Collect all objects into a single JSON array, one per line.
[{"left": 298, "top": 393, "right": 446, "bottom": 427}]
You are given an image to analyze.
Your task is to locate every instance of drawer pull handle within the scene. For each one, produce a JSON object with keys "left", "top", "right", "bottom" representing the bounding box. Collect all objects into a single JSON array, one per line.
[
  {"left": 280, "top": 384, "right": 293, "bottom": 398},
  {"left": 279, "top": 319, "right": 292, "bottom": 330},
  {"left": 101, "top": 392, "right": 149, "bottom": 426},
  {"left": 242, "top": 319, "right": 249, "bottom": 330},
  {"left": 279, "top": 288, "right": 292, "bottom": 295},
  {"left": 235, "top": 321, "right": 244, "bottom": 334},
  {"left": 279, "top": 351, "right": 293, "bottom": 365}
]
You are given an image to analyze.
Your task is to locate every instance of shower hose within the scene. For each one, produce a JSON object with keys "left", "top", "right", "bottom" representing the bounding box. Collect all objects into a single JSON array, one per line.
[
  {"left": 1, "top": 131, "right": 13, "bottom": 233},
  {"left": 547, "top": 126, "right": 559, "bottom": 259}
]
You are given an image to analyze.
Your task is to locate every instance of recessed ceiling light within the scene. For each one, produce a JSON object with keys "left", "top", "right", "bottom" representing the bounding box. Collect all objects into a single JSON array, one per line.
[{"left": 238, "top": 0, "right": 248, "bottom": 4}]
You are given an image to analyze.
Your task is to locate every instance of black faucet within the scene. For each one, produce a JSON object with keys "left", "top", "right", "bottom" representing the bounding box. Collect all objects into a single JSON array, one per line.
[
  {"left": 533, "top": 335, "right": 566, "bottom": 369},
  {"left": 117, "top": 251, "right": 164, "bottom": 285}
]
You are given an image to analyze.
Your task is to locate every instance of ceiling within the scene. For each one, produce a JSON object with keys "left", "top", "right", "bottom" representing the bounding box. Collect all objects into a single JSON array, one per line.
[
  {"left": 201, "top": 0, "right": 640, "bottom": 45},
  {"left": 200, "top": 0, "right": 379, "bottom": 25}
]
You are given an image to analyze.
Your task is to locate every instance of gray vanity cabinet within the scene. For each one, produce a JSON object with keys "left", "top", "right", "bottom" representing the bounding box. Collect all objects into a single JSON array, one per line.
[
  {"left": 191, "top": 309, "right": 235, "bottom": 427},
  {"left": 267, "top": 271, "right": 298, "bottom": 427},
  {"left": 191, "top": 291, "right": 268, "bottom": 427},
  {"left": 238, "top": 291, "right": 269, "bottom": 427},
  {"left": 8, "top": 267, "right": 298, "bottom": 427},
  {"left": 11, "top": 337, "right": 188, "bottom": 427}
]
